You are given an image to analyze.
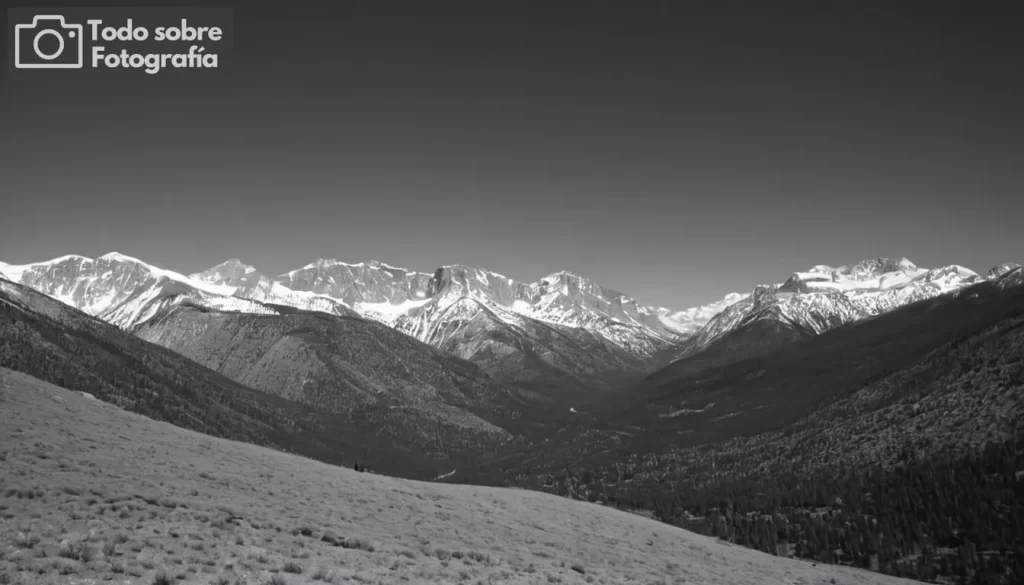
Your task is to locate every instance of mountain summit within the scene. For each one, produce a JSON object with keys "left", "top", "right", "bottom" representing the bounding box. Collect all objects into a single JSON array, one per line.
[
  {"left": 671, "top": 257, "right": 1003, "bottom": 369},
  {"left": 190, "top": 258, "right": 257, "bottom": 287}
]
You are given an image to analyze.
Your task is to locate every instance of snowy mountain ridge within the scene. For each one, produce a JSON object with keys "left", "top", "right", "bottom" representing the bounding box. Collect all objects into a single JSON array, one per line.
[
  {"left": 0, "top": 254, "right": 737, "bottom": 384},
  {"left": 6, "top": 252, "right": 1016, "bottom": 388},
  {"left": 195, "top": 259, "right": 727, "bottom": 359},
  {"left": 672, "top": 257, "right": 1014, "bottom": 363},
  {"left": 0, "top": 253, "right": 237, "bottom": 318}
]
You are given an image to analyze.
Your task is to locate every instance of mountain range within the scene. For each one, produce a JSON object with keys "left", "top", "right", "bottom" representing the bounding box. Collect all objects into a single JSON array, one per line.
[
  {"left": 1, "top": 254, "right": 705, "bottom": 390},
  {"left": 1, "top": 253, "right": 1016, "bottom": 393}
]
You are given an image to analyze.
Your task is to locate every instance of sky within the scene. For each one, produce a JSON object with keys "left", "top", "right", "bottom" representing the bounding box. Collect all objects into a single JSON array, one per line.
[{"left": 2, "top": 1, "right": 1022, "bottom": 309}]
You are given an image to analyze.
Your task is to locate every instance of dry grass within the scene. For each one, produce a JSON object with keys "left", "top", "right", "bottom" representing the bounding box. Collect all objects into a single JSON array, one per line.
[{"left": 0, "top": 367, "right": 923, "bottom": 584}]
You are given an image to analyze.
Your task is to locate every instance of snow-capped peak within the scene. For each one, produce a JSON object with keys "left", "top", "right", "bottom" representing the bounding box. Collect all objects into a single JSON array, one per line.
[
  {"left": 674, "top": 256, "right": 993, "bottom": 364},
  {"left": 833, "top": 257, "right": 918, "bottom": 280},
  {"left": 98, "top": 251, "right": 136, "bottom": 262},
  {"left": 988, "top": 262, "right": 1022, "bottom": 279}
]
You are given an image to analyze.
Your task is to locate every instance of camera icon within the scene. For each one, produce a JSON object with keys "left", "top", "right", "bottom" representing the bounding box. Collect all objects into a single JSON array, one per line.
[{"left": 14, "top": 15, "right": 84, "bottom": 69}]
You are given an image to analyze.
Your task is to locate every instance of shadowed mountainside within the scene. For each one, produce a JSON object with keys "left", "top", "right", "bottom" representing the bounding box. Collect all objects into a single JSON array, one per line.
[
  {"left": 129, "top": 300, "right": 522, "bottom": 449},
  {"left": 0, "top": 278, "right": 502, "bottom": 478}
]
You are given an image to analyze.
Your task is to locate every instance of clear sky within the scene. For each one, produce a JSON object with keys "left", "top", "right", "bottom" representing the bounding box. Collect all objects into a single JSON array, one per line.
[{"left": 2, "top": 1, "right": 1022, "bottom": 309}]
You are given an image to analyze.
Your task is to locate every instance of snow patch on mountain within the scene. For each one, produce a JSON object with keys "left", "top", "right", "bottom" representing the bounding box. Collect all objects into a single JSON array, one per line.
[
  {"left": 656, "top": 292, "right": 749, "bottom": 335},
  {"left": 230, "top": 274, "right": 358, "bottom": 318},
  {"left": 357, "top": 298, "right": 432, "bottom": 323},
  {"left": 0, "top": 256, "right": 88, "bottom": 282},
  {"left": 674, "top": 257, "right": 992, "bottom": 363},
  {"left": 190, "top": 259, "right": 257, "bottom": 289},
  {"left": 0, "top": 253, "right": 239, "bottom": 318}
]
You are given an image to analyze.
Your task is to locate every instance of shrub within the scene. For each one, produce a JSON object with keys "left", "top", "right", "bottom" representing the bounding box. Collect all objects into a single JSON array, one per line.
[
  {"left": 152, "top": 572, "right": 173, "bottom": 585},
  {"left": 57, "top": 561, "right": 77, "bottom": 575},
  {"left": 282, "top": 561, "right": 303, "bottom": 574},
  {"left": 14, "top": 532, "right": 40, "bottom": 549},
  {"left": 340, "top": 537, "right": 374, "bottom": 552},
  {"left": 58, "top": 539, "right": 93, "bottom": 562}
]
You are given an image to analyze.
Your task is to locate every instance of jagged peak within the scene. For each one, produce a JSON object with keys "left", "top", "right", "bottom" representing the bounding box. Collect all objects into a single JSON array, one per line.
[
  {"left": 835, "top": 257, "right": 918, "bottom": 276},
  {"left": 429, "top": 264, "right": 512, "bottom": 282},
  {"left": 220, "top": 258, "right": 251, "bottom": 268},
  {"left": 307, "top": 258, "right": 343, "bottom": 269},
  {"left": 540, "top": 270, "right": 583, "bottom": 282},
  {"left": 196, "top": 258, "right": 256, "bottom": 274},
  {"left": 367, "top": 260, "right": 410, "bottom": 272},
  {"left": 98, "top": 251, "right": 140, "bottom": 262},
  {"left": 288, "top": 258, "right": 361, "bottom": 273},
  {"left": 293, "top": 258, "right": 420, "bottom": 273},
  {"left": 44, "top": 254, "right": 90, "bottom": 264},
  {"left": 988, "top": 262, "right": 1022, "bottom": 279},
  {"left": 925, "top": 264, "right": 978, "bottom": 277}
]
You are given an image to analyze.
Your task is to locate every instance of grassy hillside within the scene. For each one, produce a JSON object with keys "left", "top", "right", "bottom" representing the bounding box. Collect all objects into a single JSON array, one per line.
[{"left": 0, "top": 367, "right": 921, "bottom": 585}]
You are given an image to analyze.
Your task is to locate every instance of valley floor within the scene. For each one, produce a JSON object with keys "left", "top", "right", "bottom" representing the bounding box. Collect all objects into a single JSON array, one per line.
[{"left": 0, "top": 367, "right": 922, "bottom": 585}]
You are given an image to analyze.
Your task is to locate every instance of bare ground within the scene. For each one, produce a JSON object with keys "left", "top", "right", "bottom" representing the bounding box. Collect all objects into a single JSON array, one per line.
[{"left": 0, "top": 367, "right": 922, "bottom": 585}]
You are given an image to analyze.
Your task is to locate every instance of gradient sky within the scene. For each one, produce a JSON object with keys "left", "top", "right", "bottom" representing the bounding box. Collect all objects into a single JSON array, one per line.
[{"left": 3, "top": 1, "right": 1022, "bottom": 309}]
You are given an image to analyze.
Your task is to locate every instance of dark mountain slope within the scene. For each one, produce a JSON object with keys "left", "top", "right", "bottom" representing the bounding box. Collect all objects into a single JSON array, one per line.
[
  {"left": 647, "top": 318, "right": 815, "bottom": 379},
  {"left": 627, "top": 272, "right": 1024, "bottom": 446},
  {"left": 401, "top": 296, "right": 649, "bottom": 396},
  {"left": 129, "top": 299, "right": 520, "bottom": 452},
  {"left": 0, "top": 278, "right": 481, "bottom": 478}
]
